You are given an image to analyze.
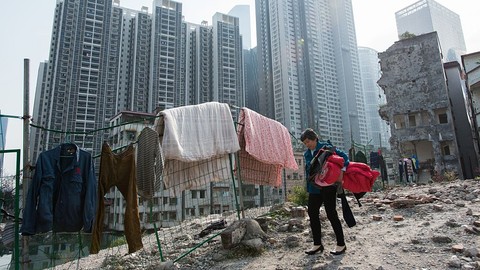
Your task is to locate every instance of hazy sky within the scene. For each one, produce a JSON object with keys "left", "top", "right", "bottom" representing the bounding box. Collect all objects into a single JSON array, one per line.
[{"left": 1, "top": 0, "right": 479, "bottom": 174}]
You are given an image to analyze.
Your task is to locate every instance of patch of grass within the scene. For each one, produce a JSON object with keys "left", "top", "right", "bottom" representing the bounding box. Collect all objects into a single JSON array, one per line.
[
  {"left": 372, "top": 179, "right": 383, "bottom": 191},
  {"left": 431, "top": 170, "right": 458, "bottom": 182},
  {"left": 109, "top": 237, "right": 127, "bottom": 248},
  {"left": 287, "top": 185, "right": 308, "bottom": 206},
  {"left": 443, "top": 170, "right": 457, "bottom": 182}
]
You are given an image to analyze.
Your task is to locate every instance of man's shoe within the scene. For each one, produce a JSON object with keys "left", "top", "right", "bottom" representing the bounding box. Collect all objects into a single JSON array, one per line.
[
  {"left": 330, "top": 245, "right": 346, "bottom": 255},
  {"left": 305, "top": 245, "right": 324, "bottom": 255}
]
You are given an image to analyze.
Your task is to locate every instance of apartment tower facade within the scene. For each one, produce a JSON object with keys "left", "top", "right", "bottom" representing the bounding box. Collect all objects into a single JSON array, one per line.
[
  {"left": 358, "top": 47, "right": 390, "bottom": 149},
  {"left": 395, "top": 0, "right": 467, "bottom": 62},
  {"left": 255, "top": 0, "right": 367, "bottom": 149},
  {"left": 31, "top": 0, "right": 245, "bottom": 162}
]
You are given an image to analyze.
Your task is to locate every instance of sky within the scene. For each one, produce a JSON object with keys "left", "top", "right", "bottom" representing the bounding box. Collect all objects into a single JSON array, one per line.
[{"left": 0, "top": 0, "right": 479, "bottom": 175}]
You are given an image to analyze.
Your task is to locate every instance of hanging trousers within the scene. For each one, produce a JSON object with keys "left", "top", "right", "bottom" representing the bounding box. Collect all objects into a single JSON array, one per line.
[
  {"left": 307, "top": 185, "right": 345, "bottom": 246},
  {"left": 90, "top": 143, "right": 143, "bottom": 254}
]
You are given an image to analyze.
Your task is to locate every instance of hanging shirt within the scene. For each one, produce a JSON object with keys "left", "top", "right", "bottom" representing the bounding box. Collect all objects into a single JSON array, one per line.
[
  {"left": 136, "top": 127, "right": 163, "bottom": 199},
  {"left": 21, "top": 143, "right": 97, "bottom": 235}
]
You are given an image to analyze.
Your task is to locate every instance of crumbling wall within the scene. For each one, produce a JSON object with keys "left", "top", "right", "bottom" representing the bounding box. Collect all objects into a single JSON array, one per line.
[{"left": 377, "top": 32, "right": 458, "bottom": 180}]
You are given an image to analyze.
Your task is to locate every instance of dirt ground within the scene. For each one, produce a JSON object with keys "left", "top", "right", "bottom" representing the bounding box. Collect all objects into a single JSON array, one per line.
[
  {"left": 177, "top": 179, "right": 480, "bottom": 270},
  {"left": 57, "top": 179, "right": 480, "bottom": 270}
]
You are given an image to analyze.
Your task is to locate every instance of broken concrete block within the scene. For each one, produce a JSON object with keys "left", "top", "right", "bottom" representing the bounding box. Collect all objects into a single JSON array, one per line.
[{"left": 221, "top": 220, "right": 247, "bottom": 249}]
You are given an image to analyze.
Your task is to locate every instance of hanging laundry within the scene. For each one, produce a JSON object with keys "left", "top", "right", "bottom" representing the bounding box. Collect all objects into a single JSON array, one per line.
[
  {"left": 136, "top": 127, "right": 163, "bottom": 199},
  {"left": 398, "top": 159, "right": 404, "bottom": 183},
  {"left": 348, "top": 147, "right": 356, "bottom": 161},
  {"left": 411, "top": 154, "right": 420, "bottom": 169},
  {"left": 379, "top": 154, "right": 388, "bottom": 183},
  {"left": 404, "top": 158, "right": 414, "bottom": 184},
  {"left": 154, "top": 102, "right": 240, "bottom": 194},
  {"left": 237, "top": 108, "right": 298, "bottom": 187},
  {"left": 370, "top": 151, "right": 379, "bottom": 168},
  {"left": 355, "top": 151, "right": 368, "bottom": 164},
  {"left": 90, "top": 142, "right": 143, "bottom": 254},
  {"left": 21, "top": 143, "right": 97, "bottom": 235}
]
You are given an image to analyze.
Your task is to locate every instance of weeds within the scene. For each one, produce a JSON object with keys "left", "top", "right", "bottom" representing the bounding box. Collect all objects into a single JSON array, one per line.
[{"left": 287, "top": 185, "right": 308, "bottom": 206}]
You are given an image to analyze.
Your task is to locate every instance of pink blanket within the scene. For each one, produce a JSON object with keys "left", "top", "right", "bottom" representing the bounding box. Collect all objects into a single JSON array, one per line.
[{"left": 237, "top": 108, "right": 298, "bottom": 187}]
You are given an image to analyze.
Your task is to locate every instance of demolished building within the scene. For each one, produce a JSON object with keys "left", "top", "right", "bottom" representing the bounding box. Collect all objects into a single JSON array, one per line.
[
  {"left": 462, "top": 51, "right": 480, "bottom": 152},
  {"left": 378, "top": 32, "right": 479, "bottom": 183}
]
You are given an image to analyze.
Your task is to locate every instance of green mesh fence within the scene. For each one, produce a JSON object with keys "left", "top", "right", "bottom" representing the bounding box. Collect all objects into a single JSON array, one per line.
[{"left": 4, "top": 111, "right": 299, "bottom": 269}]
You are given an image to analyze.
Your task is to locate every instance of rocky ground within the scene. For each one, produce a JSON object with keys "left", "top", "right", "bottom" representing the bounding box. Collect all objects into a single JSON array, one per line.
[{"left": 58, "top": 179, "right": 480, "bottom": 270}]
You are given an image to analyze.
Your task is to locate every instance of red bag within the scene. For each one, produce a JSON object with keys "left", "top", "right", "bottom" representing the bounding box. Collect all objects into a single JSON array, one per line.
[{"left": 314, "top": 154, "right": 344, "bottom": 187}]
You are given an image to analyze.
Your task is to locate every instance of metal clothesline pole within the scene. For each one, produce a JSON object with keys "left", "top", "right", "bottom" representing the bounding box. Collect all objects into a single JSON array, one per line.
[{"left": 22, "top": 58, "right": 31, "bottom": 269}]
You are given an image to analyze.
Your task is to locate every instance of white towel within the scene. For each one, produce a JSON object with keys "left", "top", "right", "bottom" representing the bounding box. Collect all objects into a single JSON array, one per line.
[{"left": 155, "top": 102, "right": 240, "bottom": 161}]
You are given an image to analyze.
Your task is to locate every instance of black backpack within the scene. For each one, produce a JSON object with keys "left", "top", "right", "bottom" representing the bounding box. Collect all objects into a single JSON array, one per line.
[{"left": 308, "top": 144, "right": 336, "bottom": 186}]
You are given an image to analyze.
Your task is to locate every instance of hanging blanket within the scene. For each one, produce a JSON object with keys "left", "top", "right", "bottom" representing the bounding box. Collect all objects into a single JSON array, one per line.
[
  {"left": 156, "top": 102, "right": 240, "bottom": 161},
  {"left": 237, "top": 108, "right": 298, "bottom": 187},
  {"left": 154, "top": 102, "right": 240, "bottom": 194}
]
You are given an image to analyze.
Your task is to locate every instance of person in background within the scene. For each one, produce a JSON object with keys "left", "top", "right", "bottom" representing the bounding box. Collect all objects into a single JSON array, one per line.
[{"left": 301, "top": 128, "right": 349, "bottom": 256}]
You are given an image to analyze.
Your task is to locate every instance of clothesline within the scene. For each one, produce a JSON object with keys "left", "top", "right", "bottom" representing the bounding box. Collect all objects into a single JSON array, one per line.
[
  {"left": 92, "top": 142, "right": 136, "bottom": 159},
  {"left": 29, "top": 115, "right": 162, "bottom": 135},
  {"left": 1, "top": 103, "right": 246, "bottom": 136},
  {"left": 0, "top": 114, "right": 24, "bottom": 120}
]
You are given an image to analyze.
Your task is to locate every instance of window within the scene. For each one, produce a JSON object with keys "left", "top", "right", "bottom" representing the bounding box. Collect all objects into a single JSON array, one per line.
[
  {"left": 438, "top": 113, "right": 448, "bottom": 124},
  {"left": 191, "top": 190, "right": 197, "bottom": 199},
  {"left": 126, "top": 130, "right": 136, "bottom": 141},
  {"left": 199, "top": 190, "right": 206, "bottom": 198},
  {"left": 170, "top": 198, "right": 177, "bottom": 205},
  {"left": 394, "top": 115, "right": 405, "bottom": 129},
  {"left": 408, "top": 114, "right": 416, "bottom": 127},
  {"left": 441, "top": 142, "right": 451, "bottom": 156},
  {"left": 169, "top": 211, "right": 177, "bottom": 220}
]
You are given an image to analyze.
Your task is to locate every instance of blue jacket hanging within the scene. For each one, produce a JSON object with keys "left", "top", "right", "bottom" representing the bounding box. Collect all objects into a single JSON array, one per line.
[{"left": 21, "top": 143, "right": 97, "bottom": 235}]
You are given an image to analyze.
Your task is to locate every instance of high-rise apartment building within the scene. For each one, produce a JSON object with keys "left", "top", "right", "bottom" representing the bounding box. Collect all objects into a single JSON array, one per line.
[
  {"left": 358, "top": 47, "right": 390, "bottom": 149},
  {"left": 182, "top": 21, "right": 213, "bottom": 105},
  {"left": 108, "top": 5, "right": 152, "bottom": 114},
  {"left": 212, "top": 13, "right": 244, "bottom": 110},
  {"left": 228, "top": 5, "right": 252, "bottom": 50},
  {"left": 244, "top": 48, "right": 259, "bottom": 111},
  {"left": 32, "top": 0, "right": 245, "bottom": 163},
  {"left": 149, "top": 0, "right": 183, "bottom": 111},
  {"left": 395, "top": 0, "right": 467, "bottom": 62},
  {"left": 30, "top": 62, "right": 49, "bottom": 161},
  {"left": 30, "top": 0, "right": 113, "bottom": 160},
  {"left": 0, "top": 110, "right": 7, "bottom": 177},
  {"left": 256, "top": 0, "right": 367, "bottom": 149}
]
